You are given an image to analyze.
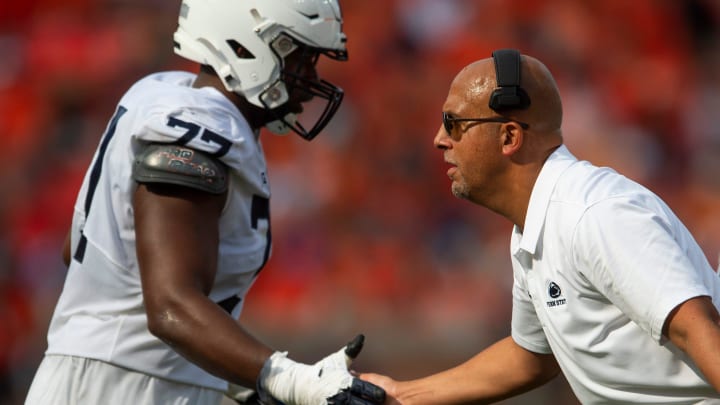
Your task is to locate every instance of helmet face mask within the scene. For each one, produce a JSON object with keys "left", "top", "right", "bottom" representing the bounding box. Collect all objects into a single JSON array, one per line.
[
  {"left": 262, "top": 74, "right": 344, "bottom": 141},
  {"left": 173, "top": 0, "right": 348, "bottom": 141},
  {"left": 261, "top": 34, "right": 346, "bottom": 140}
]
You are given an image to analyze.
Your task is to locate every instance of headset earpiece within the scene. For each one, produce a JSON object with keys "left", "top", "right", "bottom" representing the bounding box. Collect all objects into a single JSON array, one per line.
[{"left": 489, "top": 49, "right": 531, "bottom": 112}]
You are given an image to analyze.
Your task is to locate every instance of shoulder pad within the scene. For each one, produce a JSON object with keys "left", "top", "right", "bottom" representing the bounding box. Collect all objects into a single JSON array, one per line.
[{"left": 133, "top": 143, "right": 228, "bottom": 194}]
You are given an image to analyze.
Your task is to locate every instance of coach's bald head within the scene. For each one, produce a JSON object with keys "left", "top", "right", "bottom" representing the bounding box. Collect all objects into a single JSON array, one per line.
[
  {"left": 456, "top": 54, "right": 563, "bottom": 136},
  {"left": 436, "top": 52, "right": 564, "bottom": 229}
]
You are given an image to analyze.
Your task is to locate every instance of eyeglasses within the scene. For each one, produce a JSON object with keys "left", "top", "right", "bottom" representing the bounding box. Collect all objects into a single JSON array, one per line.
[{"left": 442, "top": 111, "right": 529, "bottom": 134}]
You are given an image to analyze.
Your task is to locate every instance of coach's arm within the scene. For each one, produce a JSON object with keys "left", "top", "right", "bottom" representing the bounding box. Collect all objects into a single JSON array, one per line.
[
  {"left": 359, "top": 336, "right": 560, "bottom": 404},
  {"left": 664, "top": 295, "right": 720, "bottom": 392}
]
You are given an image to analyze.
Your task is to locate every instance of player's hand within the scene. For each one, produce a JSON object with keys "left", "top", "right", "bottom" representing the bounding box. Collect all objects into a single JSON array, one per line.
[
  {"left": 259, "top": 334, "right": 386, "bottom": 405},
  {"left": 323, "top": 335, "right": 386, "bottom": 404}
]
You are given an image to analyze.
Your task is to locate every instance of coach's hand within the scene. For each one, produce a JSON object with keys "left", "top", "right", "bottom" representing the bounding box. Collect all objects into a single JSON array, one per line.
[
  {"left": 356, "top": 372, "right": 401, "bottom": 405},
  {"left": 258, "top": 334, "right": 386, "bottom": 405}
]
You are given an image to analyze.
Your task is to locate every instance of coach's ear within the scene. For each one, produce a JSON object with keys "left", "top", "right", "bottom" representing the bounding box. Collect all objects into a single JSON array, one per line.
[{"left": 500, "top": 121, "right": 524, "bottom": 157}]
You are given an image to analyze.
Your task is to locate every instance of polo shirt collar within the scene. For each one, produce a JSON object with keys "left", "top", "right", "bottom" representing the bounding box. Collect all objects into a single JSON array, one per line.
[{"left": 513, "top": 144, "right": 577, "bottom": 255}]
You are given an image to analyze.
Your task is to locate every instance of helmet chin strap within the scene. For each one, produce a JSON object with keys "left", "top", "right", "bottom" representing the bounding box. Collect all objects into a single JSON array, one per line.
[{"left": 265, "top": 113, "right": 297, "bottom": 136}]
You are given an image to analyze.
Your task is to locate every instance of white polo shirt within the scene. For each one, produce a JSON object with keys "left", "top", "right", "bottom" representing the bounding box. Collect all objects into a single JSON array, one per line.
[{"left": 510, "top": 145, "right": 720, "bottom": 404}]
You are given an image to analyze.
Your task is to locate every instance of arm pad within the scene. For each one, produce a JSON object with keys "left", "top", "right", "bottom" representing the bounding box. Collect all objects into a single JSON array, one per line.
[{"left": 133, "top": 143, "right": 228, "bottom": 194}]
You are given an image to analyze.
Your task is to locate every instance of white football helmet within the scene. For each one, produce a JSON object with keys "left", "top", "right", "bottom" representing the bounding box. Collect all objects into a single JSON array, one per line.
[{"left": 174, "top": 0, "right": 348, "bottom": 140}]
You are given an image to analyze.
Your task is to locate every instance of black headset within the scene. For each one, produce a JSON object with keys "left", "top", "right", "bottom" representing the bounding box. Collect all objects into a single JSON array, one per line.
[{"left": 488, "top": 49, "right": 531, "bottom": 112}]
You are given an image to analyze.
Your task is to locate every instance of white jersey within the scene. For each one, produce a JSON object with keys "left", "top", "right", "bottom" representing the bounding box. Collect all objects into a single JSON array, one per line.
[
  {"left": 45, "top": 71, "right": 271, "bottom": 392},
  {"left": 510, "top": 145, "right": 720, "bottom": 404}
]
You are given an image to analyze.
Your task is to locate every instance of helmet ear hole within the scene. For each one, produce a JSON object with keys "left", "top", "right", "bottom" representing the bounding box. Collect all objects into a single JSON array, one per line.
[{"left": 226, "top": 40, "right": 255, "bottom": 59}]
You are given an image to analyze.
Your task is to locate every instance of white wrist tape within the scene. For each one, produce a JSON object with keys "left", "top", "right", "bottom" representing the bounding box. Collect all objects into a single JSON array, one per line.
[{"left": 258, "top": 349, "right": 353, "bottom": 405}]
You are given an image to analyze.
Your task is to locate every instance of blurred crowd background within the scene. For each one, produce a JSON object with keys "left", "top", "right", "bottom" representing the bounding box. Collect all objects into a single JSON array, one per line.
[{"left": 2, "top": 1, "right": 720, "bottom": 404}]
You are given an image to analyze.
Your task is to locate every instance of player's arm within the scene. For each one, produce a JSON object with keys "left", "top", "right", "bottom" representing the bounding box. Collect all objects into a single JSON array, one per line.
[
  {"left": 62, "top": 229, "right": 71, "bottom": 267},
  {"left": 663, "top": 295, "right": 720, "bottom": 392},
  {"left": 360, "top": 336, "right": 560, "bottom": 404},
  {"left": 133, "top": 143, "right": 384, "bottom": 404},
  {"left": 134, "top": 174, "right": 274, "bottom": 387}
]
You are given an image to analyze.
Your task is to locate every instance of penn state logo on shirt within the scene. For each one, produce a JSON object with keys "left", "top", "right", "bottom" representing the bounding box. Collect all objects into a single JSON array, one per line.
[{"left": 546, "top": 281, "right": 566, "bottom": 307}]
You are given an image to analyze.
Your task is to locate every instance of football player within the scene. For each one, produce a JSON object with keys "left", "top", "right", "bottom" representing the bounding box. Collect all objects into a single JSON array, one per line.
[{"left": 25, "top": 1, "right": 385, "bottom": 404}]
